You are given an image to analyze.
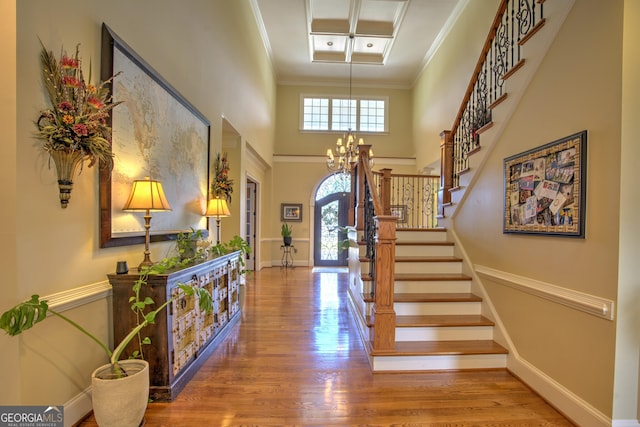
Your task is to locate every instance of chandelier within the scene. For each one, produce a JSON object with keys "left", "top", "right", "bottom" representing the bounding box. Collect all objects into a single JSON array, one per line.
[{"left": 326, "top": 35, "right": 373, "bottom": 174}]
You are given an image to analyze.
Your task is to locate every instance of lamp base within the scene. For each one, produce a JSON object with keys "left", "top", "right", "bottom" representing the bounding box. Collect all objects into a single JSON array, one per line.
[{"left": 138, "top": 258, "right": 154, "bottom": 269}]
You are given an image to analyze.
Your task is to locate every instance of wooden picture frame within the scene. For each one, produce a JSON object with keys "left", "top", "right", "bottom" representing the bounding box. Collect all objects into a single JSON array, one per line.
[
  {"left": 99, "top": 24, "right": 210, "bottom": 248},
  {"left": 503, "top": 130, "right": 587, "bottom": 237},
  {"left": 281, "top": 203, "right": 302, "bottom": 222},
  {"left": 390, "top": 205, "right": 407, "bottom": 223}
]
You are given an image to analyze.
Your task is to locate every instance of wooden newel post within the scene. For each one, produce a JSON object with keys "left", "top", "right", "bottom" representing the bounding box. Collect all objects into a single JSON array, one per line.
[
  {"left": 355, "top": 144, "right": 372, "bottom": 232},
  {"left": 438, "top": 130, "right": 453, "bottom": 217},
  {"left": 370, "top": 214, "right": 396, "bottom": 352},
  {"left": 348, "top": 164, "right": 357, "bottom": 226},
  {"left": 379, "top": 168, "right": 392, "bottom": 216}
]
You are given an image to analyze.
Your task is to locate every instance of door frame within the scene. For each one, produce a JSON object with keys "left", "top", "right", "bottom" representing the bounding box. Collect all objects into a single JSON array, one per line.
[{"left": 313, "top": 192, "right": 349, "bottom": 266}]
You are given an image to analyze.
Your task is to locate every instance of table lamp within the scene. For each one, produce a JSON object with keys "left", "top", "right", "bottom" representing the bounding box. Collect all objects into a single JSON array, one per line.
[
  {"left": 123, "top": 177, "right": 172, "bottom": 268},
  {"left": 204, "top": 197, "right": 231, "bottom": 243}
]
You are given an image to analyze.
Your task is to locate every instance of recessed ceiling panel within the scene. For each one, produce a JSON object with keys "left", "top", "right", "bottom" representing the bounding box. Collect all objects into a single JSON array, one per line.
[{"left": 253, "top": 0, "right": 463, "bottom": 86}]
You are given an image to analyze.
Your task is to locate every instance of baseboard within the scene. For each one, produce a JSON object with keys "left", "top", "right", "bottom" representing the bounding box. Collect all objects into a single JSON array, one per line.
[
  {"left": 269, "top": 259, "right": 309, "bottom": 268},
  {"left": 64, "top": 386, "right": 92, "bottom": 427},
  {"left": 613, "top": 420, "right": 640, "bottom": 427},
  {"left": 508, "top": 355, "right": 611, "bottom": 427}
]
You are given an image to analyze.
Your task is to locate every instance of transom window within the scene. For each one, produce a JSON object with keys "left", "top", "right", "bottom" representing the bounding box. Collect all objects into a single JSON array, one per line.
[{"left": 301, "top": 95, "right": 388, "bottom": 133}]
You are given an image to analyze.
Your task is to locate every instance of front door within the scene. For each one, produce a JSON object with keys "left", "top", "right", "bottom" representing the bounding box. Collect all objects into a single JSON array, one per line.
[{"left": 313, "top": 173, "right": 351, "bottom": 266}]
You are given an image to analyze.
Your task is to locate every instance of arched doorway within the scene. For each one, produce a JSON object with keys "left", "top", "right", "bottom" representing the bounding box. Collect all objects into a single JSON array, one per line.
[{"left": 314, "top": 173, "right": 351, "bottom": 266}]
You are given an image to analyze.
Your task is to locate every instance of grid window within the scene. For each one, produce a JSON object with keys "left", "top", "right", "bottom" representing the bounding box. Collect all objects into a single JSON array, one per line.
[
  {"left": 360, "top": 99, "right": 385, "bottom": 132},
  {"left": 301, "top": 95, "right": 387, "bottom": 133},
  {"left": 303, "top": 98, "right": 329, "bottom": 130},
  {"left": 331, "top": 99, "right": 356, "bottom": 131}
]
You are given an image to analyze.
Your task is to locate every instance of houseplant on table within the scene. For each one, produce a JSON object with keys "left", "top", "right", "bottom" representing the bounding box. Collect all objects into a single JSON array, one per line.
[
  {"left": 34, "top": 41, "right": 121, "bottom": 208},
  {"left": 0, "top": 256, "right": 213, "bottom": 427},
  {"left": 176, "top": 228, "right": 208, "bottom": 260},
  {"left": 209, "top": 234, "right": 252, "bottom": 282}
]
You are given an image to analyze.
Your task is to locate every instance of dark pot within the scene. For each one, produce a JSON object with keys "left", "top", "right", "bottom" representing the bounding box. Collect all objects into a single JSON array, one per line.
[{"left": 283, "top": 236, "right": 292, "bottom": 246}]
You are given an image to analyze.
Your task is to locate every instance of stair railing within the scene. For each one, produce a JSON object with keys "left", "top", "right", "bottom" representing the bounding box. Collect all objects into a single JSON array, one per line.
[
  {"left": 352, "top": 144, "right": 397, "bottom": 352},
  {"left": 439, "top": 0, "right": 545, "bottom": 214}
]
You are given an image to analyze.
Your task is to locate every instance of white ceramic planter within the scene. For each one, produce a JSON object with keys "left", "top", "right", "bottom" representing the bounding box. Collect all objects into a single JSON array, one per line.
[{"left": 91, "top": 360, "right": 149, "bottom": 427}]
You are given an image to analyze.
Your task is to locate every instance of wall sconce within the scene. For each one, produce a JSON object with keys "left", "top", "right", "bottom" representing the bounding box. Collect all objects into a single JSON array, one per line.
[
  {"left": 204, "top": 197, "right": 231, "bottom": 244},
  {"left": 123, "top": 177, "right": 172, "bottom": 268}
]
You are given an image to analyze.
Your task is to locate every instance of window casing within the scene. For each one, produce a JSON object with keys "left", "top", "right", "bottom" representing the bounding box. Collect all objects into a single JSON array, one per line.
[{"left": 301, "top": 95, "right": 388, "bottom": 133}]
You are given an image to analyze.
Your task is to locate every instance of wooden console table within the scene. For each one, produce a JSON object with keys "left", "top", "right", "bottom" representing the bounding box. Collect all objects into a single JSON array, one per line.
[{"left": 108, "top": 251, "right": 241, "bottom": 401}]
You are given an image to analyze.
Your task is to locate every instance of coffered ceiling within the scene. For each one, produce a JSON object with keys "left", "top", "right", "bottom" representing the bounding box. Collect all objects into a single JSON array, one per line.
[{"left": 251, "top": 0, "right": 465, "bottom": 87}]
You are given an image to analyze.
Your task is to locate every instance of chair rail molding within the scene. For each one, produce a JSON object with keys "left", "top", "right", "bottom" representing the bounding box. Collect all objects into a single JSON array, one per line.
[{"left": 474, "top": 265, "right": 614, "bottom": 320}]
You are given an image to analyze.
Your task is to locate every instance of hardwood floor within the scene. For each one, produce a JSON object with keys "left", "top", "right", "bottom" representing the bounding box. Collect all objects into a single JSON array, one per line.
[{"left": 78, "top": 267, "right": 574, "bottom": 426}]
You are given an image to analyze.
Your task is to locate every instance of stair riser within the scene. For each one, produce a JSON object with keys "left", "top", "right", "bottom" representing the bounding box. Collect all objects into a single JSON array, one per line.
[
  {"left": 395, "top": 245, "right": 454, "bottom": 257},
  {"left": 371, "top": 354, "right": 507, "bottom": 372},
  {"left": 395, "top": 262, "right": 462, "bottom": 274},
  {"left": 360, "top": 261, "right": 462, "bottom": 274},
  {"left": 394, "top": 302, "right": 481, "bottom": 316},
  {"left": 395, "top": 326, "right": 494, "bottom": 341},
  {"left": 396, "top": 231, "right": 448, "bottom": 243},
  {"left": 362, "top": 245, "right": 454, "bottom": 257},
  {"left": 395, "top": 281, "right": 471, "bottom": 293}
]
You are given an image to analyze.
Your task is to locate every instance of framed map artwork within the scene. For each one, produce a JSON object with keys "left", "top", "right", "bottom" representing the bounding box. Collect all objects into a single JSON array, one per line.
[
  {"left": 99, "top": 24, "right": 210, "bottom": 248},
  {"left": 503, "top": 130, "right": 587, "bottom": 238}
]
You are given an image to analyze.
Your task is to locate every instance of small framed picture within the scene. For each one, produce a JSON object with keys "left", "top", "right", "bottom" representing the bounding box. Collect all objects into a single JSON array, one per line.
[
  {"left": 390, "top": 205, "right": 407, "bottom": 223},
  {"left": 281, "top": 203, "right": 302, "bottom": 222}
]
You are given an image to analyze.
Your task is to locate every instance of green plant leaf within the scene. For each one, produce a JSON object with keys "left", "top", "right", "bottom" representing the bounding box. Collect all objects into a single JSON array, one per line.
[{"left": 0, "top": 295, "right": 48, "bottom": 336}]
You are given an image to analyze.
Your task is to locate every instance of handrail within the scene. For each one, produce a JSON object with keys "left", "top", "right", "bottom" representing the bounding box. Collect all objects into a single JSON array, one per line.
[{"left": 440, "top": 0, "right": 545, "bottom": 204}]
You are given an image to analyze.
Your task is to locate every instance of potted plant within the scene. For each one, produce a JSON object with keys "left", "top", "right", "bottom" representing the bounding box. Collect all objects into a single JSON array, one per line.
[
  {"left": 281, "top": 223, "right": 293, "bottom": 246},
  {"left": 0, "top": 256, "right": 213, "bottom": 427},
  {"left": 176, "top": 228, "right": 208, "bottom": 260},
  {"left": 209, "top": 235, "right": 252, "bottom": 283},
  {"left": 35, "top": 41, "right": 121, "bottom": 208}
]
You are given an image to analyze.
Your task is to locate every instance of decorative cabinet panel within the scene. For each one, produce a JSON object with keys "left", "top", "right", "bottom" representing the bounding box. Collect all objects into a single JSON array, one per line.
[{"left": 108, "top": 252, "right": 241, "bottom": 401}]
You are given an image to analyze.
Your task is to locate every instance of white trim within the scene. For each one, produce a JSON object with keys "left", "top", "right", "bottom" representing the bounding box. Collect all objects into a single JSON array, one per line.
[
  {"left": 613, "top": 421, "right": 640, "bottom": 427},
  {"left": 63, "top": 386, "right": 92, "bottom": 427},
  {"left": 273, "top": 154, "right": 416, "bottom": 166},
  {"left": 508, "top": 355, "right": 612, "bottom": 427},
  {"left": 474, "top": 265, "right": 615, "bottom": 320},
  {"left": 44, "top": 281, "right": 112, "bottom": 314}
]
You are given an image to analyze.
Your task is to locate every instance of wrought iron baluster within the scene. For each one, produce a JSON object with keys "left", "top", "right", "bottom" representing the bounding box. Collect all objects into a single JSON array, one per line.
[{"left": 363, "top": 181, "right": 376, "bottom": 297}]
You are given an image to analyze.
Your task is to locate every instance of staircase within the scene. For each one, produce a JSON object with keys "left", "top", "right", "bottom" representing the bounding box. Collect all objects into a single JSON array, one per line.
[
  {"left": 348, "top": 228, "right": 508, "bottom": 372},
  {"left": 347, "top": 0, "right": 576, "bottom": 372}
]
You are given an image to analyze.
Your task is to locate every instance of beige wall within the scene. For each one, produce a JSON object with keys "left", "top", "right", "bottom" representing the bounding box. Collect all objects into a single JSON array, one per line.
[
  {"left": 271, "top": 82, "right": 418, "bottom": 266},
  {"left": 270, "top": 158, "right": 416, "bottom": 266},
  {"left": 0, "top": 0, "right": 19, "bottom": 406},
  {"left": 614, "top": 0, "right": 640, "bottom": 421},
  {"left": 427, "top": 0, "right": 622, "bottom": 416},
  {"left": 412, "top": 0, "right": 500, "bottom": 171},
  {"left": 275, "top": 84, "right": 414, "bottom": 158},
  {"left": 5, "top": 0, "right": 276, "bottom": 414}
]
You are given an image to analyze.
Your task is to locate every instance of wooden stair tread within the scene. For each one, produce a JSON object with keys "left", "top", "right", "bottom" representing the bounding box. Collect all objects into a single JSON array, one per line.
[
  {"left": 395, "top": 256, "right": 462, "bottom": 263},
  {"left": 360, "top": 256, "right": 462, "bottom": 263},
  {"left": 362, "top": 273, "right": 472, "bottom": 282},
  {"left": 363, "top": 314, "right": 493, "bottom": 328},
  {"left": 395, "top": 314, "right": 494, "bottom": 327},
  {"left": 396, "top": 227, "right": 447, "bottom": 232},
  {"left": 395, "top": 292, "right": 482, "bottom": 302},
  {"left": 371, "top": 340, "right": 508, "bottom": 356},
  {"left": 395, "top": 273, "right": 471, "bottom": 281},
  {"left": 395, "top": 241, "right": 454, "bottom": 246}
]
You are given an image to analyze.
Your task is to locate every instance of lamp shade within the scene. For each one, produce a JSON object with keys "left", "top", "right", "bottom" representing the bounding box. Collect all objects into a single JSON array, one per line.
[
  {"left": 204, "top": 197, "right": 231, "bottom": 217},
  {"left": 123, "top": 177, "right": 172, "bottom": 212}
]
